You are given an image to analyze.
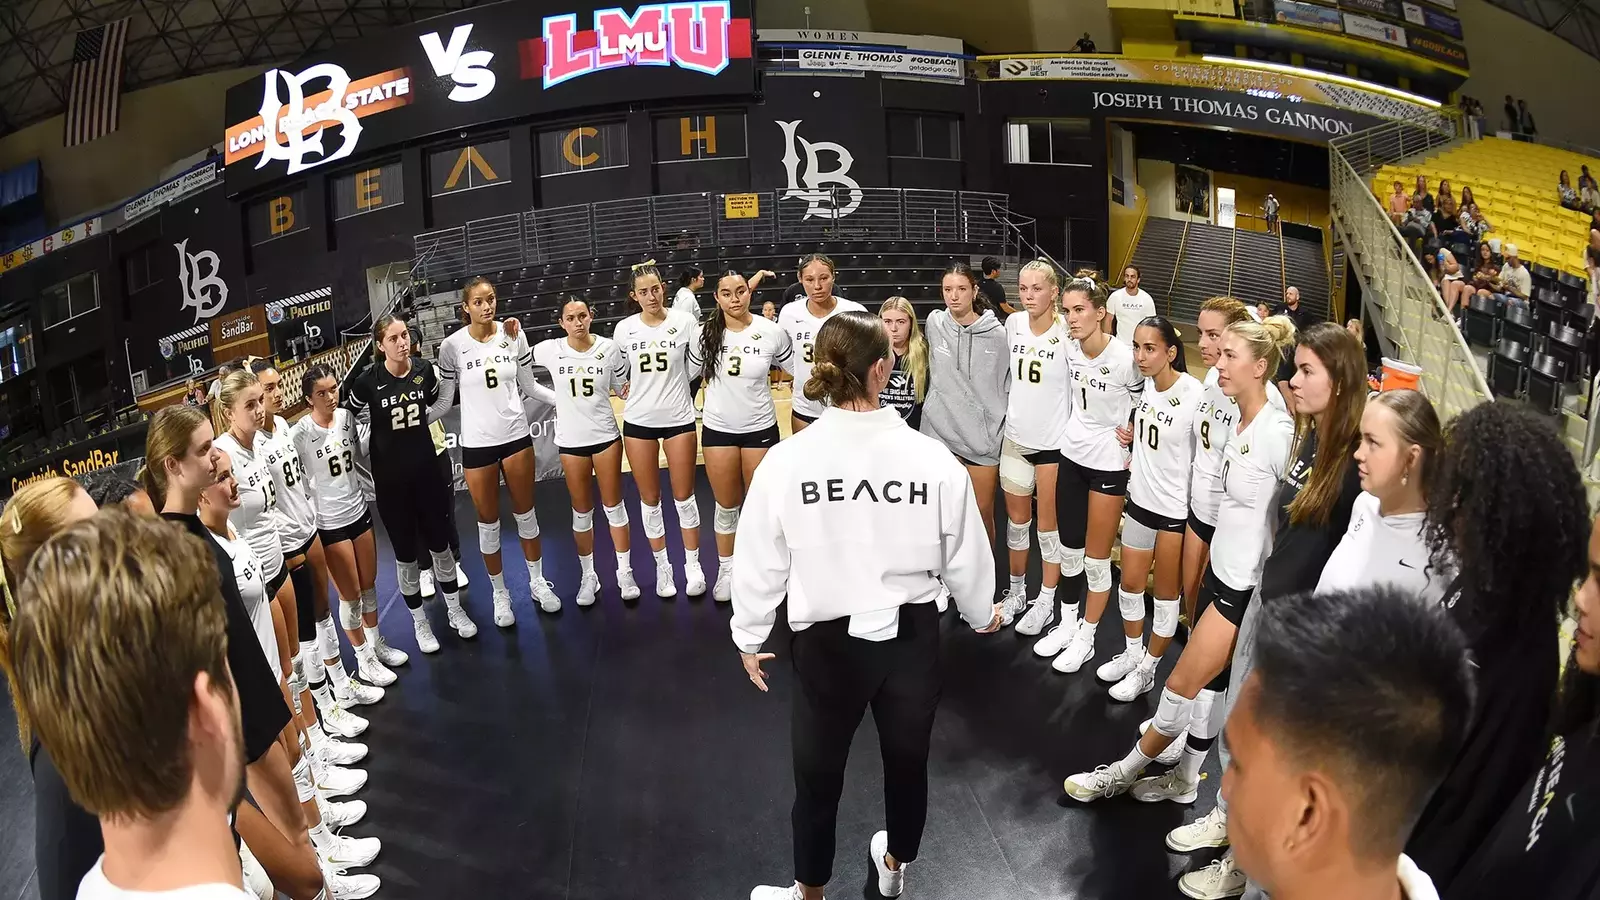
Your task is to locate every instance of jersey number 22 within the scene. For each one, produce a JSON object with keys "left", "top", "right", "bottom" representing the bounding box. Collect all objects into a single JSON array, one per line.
[{"left": 390, "top": 403, "right": 421, "bottom": 430}]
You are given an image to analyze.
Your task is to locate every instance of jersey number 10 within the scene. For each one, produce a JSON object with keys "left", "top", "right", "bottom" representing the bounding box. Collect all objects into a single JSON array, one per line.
[{"left": 1137, "top": 418, "right": 1160, "bottom": 450}]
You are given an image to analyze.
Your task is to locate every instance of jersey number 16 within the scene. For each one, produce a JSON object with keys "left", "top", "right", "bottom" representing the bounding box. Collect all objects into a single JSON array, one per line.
[{"left": 1016, "top": 359, "right": 1041, "bottom": 383}]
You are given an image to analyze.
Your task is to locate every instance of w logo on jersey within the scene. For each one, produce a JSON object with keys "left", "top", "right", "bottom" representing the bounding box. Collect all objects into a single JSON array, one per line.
[
  {"left": 1168, "top": 396, "right": 1182, "bottom": 407},
  {"left": 1240, "top": 444, "right": 1251, "bottom": 454},
  {"left": 1099, "top": 366, "right": 1110, "bottom": 375},
  {"left": 668, "top": 326, "right": 679, "bottom": 335},
  {"left": 752, "top": 332, "right": 763, "bottom": 341},
  {"left": 413, "top": 375, "right": 424, "bottom": 384}
]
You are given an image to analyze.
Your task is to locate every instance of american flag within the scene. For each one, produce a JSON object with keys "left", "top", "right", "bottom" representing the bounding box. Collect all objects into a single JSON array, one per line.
[{"left": 63, "top": 18, "right": 130, "bottom": 147}]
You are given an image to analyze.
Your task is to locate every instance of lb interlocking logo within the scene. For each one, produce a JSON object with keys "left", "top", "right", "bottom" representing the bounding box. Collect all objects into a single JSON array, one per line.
[
  {"left": 175, "top": 239, "right": 229, "bottom": 323},
  {"left": 257, "top": 64, "right": 363, "bottom": 174},
  {"left": 778, "top": 120, "right": 862, "bottom": 219}
]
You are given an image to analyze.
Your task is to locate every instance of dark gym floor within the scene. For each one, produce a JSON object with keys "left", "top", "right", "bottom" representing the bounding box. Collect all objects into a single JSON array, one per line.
[{"left": 0, "top": 474, "right": 1221, "bottom": 900}]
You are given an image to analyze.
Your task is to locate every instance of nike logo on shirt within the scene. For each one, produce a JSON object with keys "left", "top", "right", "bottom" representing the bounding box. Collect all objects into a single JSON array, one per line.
[{"left": 1398, "top": 559, "right": 1416, "bottom": 569}]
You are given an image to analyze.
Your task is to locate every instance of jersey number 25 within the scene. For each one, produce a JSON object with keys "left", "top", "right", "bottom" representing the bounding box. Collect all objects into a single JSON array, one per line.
[{"left": 638, "top": 351, "right": 669, "bottom": 372}]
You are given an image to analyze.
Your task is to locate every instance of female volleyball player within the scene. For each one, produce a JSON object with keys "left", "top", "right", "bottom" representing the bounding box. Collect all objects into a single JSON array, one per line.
[
  {"left": 779, "top": 254, "right": 865, "bottom": 433},
  {"left": 876, "top": 296, "right": 927, "bottom": 429}
]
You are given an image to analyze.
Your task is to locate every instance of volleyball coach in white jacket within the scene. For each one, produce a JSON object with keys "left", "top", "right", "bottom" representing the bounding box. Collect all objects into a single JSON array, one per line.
[{"left": 730, "top": 311, "right": 1003, "bottom": 900}]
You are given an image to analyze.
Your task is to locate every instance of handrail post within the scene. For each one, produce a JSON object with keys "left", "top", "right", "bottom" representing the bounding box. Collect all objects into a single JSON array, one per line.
[
  {"left": 1278, "top": 227, "right": 1287, "bottom": 301},
  {"left": 1228, "top": 225, "right": 1237, "bottom": 297},
  {"left": 1169, "top": 199, "right": 1193, "bottom": 318}
]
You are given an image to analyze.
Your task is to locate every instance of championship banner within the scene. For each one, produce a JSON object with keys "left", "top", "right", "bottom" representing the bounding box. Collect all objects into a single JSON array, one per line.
[
  {"left": 0, "top": 217, "right": 101, "bottom": 274},
  {"left": 1273, "top": 0, "right": 1344, "bottom": 32},
  {"left": 989, "top": 56, "right": 1443, "bottom": 125},
  {"left": 792, "top": 47, "right": 963, "bottom": 81}
]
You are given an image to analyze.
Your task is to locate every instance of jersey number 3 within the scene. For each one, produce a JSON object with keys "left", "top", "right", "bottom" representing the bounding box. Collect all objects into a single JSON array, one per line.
[{"left": 389, "top": 403, "right": 421, "bottom": 430}]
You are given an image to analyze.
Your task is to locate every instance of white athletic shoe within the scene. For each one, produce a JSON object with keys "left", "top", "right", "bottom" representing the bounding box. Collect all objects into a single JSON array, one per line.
[
  {"left": 315, "top": 763, "right": 367, "bottom": 798},
  {"left": 576, "top": 572, "right": 600, "bottom": 607},
  {"left": 1141, "top": 719, "right": 1188, "bottom": 767},
  {"left": 447, "top": 599, "right": 478, "bottom": 638},
  {"left": 1167, "top": 806, "right": 1229, "bottom": 852},
  {"left": 749, "top": 884, "right": 811, "bottom": 900},
  {"left": 323, "top": 867, "right": 381, "bottom": 900},
  {"left": 313, "top": 736, "right": 368, "bottom": 766},
  {"left": 354, "top": 647, "right": 396, "bottom": 687},
  {"left": 318, "top": 702, "right": 369, "bottom": 737},
  {"left": 412, "top": 614, "right": 440, "bottom": 654},
  {"left": 1062, "top": 760, "right": 1140, "bottom": 802},
  {"left": 1178, "top": 853, "right": 1247, "bottom": 899},
  {"left": 870, "top": 830, "right": 905, "bottom": 898},
  {"left": 617, "top": 567, "right": 641, "bottom": 600},
  {"left": 1050, "top": 627, "right": 1097, "bottom": 674},
  {"left": 1110, "top": 661, "right": 1158, "bottom": 702},
  {"left": 1131, "top": 768, "right": 1200, "bottom": 804},
  {"left": 1096, "top": 650, "right": 1143, "bottom": 683},
  {"left": 315, "top": 830, "right": 381, "bottom": 869},
  {"left": 1015, "top": 596, "right": 1055, "bottom": 636},
  {"left": 419, "top": 569, "right": 436, "bottom": 599},
  {"left": 531, "top": 579, "right": 562, "bottom": 613},
  {"left": 315, "top": 793, "right": 366, "bottom": 828},
  {"left": 684, "top": 560, "right": 707, "bottom": 596},
  {"left": 336, "top": 677, "right": 385, "bottom": 707},
  {"left": 455, "top": 562, "right": 470, "bottom": 587},
  {"left": 713, "top": 564, "right": 733, "bottom": 603},
  {"left": 1033, "top": 620, "right": 1078, "bottom": 658},
  {"left": 492, "top": 587, "right": 516, "bottom": 626},
  {"left": 655, "top": 560, "right": 677, "bottom": 598},
  {"left": 372, "top": 633, "right": 408, "bottom": 668}
]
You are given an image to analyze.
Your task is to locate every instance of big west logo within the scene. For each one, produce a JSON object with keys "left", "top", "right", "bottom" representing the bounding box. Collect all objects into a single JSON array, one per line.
[{"left": 521, "top": 2, "right": 753, "bottom": 88}]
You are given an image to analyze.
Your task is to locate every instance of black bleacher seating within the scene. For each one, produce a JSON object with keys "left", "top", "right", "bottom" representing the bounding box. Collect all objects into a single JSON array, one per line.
[
  {"left": 1489, "top": 338, "right": 1528, "bottom": 399},
  {"left": 1533, "top": 292, "right": 1565, "bottom": 336},
  {"left": 1462, "top": 293, "right": 1499, "bottom": 347},
  {"left": 1543, "top": 321, "right": 1586, "bottom": 384},
  {"left": 1502, "top": 304, "right": 1535, "bottom": 348},
  {"left": 1527, "top": 351, "right": 1567, "bottom": 415}
]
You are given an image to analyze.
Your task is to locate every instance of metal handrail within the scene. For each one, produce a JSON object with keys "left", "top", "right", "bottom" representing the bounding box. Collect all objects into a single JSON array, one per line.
[
  {"left": 1227, "top": 225, "right": 1238, "bottom": 297},
  {"left": 1277, "top": 227, "right": 1287, "bottom": 300},
  {"left": 1120, "top": 191, "right": 1149, "bottom": 280},
  {"left": 1168, "top": 199, "right": 1195, "bottom": 318}
]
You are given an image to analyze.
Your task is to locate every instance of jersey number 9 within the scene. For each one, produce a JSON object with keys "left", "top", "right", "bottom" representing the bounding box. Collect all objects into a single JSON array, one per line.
[
  {"left": 569, "top": 377, "right": 595, "bottom": 397},
  {"left": 390, "top": 403, "right": 421, "bottom": 430},
  {"left": 639, "top": 351, "right": 669, "bottom": 372},
  {"left": 1016, "top": 359, "right": 1042, "bottom": 383},
  {"left": 1199, "top": 420, "right": 1211, "bottom": 451},
  {"left": 328, "top": 449, "right": 354, "bottom": 477}
]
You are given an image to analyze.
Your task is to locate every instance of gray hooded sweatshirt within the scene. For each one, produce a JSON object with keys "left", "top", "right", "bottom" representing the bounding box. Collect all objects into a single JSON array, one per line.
[{"left": 920, "top": 308, "right": 1010, "bottom": 465}]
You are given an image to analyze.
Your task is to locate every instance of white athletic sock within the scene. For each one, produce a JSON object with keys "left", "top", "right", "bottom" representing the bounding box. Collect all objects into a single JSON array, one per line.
[
  {"left": 311, "top": 680, "right": 335, "bottom": 710},
  {"left": 1125, "top": 634, "right": 1144, "bottom": 657},
  {"left": 579, "top": 553, "right": 595, "bottom": 577},
  {"left": 684, "top": 555, "right": 704, "bottom": 573},
  {"left": 1010, "top": 573, "right": 1026, "bottom": 597},
  {"left": 653, "top": 548, "right": 669, "bottom": 568},
  {"left": 1038, "top": 584, "right": 1056, "bottom": 602},
  {"left": 363, "top": 625, "right": 382, "bottom": 647},
  {"left": 309, "top": 822, "right": 332, "bottom": 849},
  {"left": 615, "top": 551, "right": 632, "bottom": 573},
  {"left": 445, "top": 592, "right": 466, "bottom": 611},
  {"left": 489, "top": 571, "right": 507, "bottom": 594},
  {"left": 1063, "top": 601, "right": 1079, "bottom": 625},
  {"left": 325, "top": 662, "right": 351, "bottom": 695},
  {"left": 1178, "top": 746, "right": 1208, "bottom": 785},
  {"left": 1079, "top": 617, "right": 1099, "bottom": 640},
  {"left": 410, "top": 605, "right": 428, "bottom": 624},
  {"left": 526, "top": 557, "right": 543, "bottom": 583},
  {"left": 718, "top": 555, "right": 733, "bottom": 569},
  {"left": 305, "top": 722, "right": 327, "bottom": 747},
  {"left": 1118, "top": 743, "right": 1153, "bottom": 779}
]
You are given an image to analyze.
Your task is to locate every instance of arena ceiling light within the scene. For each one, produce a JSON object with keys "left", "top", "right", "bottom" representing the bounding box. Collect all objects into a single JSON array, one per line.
[{"left": 1199, "top": 55, "right": 1442, "bottom": 108}]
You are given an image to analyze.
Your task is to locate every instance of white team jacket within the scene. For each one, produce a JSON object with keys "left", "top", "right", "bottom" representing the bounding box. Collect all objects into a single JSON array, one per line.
[{"left": 729, "top": 406, "right": 996, "bottom": 653}]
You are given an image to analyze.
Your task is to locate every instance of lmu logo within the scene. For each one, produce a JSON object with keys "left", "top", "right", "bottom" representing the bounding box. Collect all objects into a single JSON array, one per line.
[
  {"left": 528, "top": 2, "right": 751, "bottom": 88},
  {"left": 778, "top": 120, "right": 862, "bottom": 219},
  {"left": 175, "top": 239, "right": 229, "bottom": 323},
  {"left": 420, "top": 24, "right": 495, "bottom": 102}
]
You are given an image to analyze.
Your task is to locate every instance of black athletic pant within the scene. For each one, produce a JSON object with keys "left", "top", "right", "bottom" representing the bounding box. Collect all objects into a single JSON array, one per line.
[
  {"left": 790, "top": 601, "right": 941, "bottom": 888},
  {"left": 375, "top": 460, "right": 457, "bottom": 607},
  {"left": 418, "top": 450, "right": 461, "bottom": 560}
]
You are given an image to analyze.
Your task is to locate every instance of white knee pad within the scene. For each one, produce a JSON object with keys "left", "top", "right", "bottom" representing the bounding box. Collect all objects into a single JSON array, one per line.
[
  {"left": 674, "top": 497, "right": 701, "bottom": 530},
  {"left": 1118, "top": 587, "right": 1145, "bottom": 623},
  {"left": 1151, "top": 686, "right": 1194, "bottom": 738},
  {"left": 1189, "top": 689, "right": 1223, "bottom": 741},
  {"left": 1006, "top": 518, "right": 1032, "bottom": 552},
  {"left": 316, "top": 617, "right": 340, "bottom": 660},
  {"left": 514, "top": 508, "right": 540, "bottom": 540},
  {"left": 1059, "top": 545, "right": 1085, "bottom": 577},
  {"left": 338, "top": 598, "right": 361, "bottom": 630},
  {"left": 1084, "top": 555, "right": 1112, "bottom": 593},
  {"left": 360, "top": 587, "right": 377, "bottom": 614},
  {"left": 430, "top": 549, "right": 458, "bottom": 586},
  {"left": 641, "top": 502, "right": 666, "bottom": 539},
  {"left": 603, "top": 502, "right": 629, "bottom": 529},
  {"left": 714, "top": 503, "right": 741, "bottom": 535},
  {"left": 478, "top": 519, "right": 502, "bottom": 555},
  {"left": 288, "top": 654, "right": 307, "bottom": 695},
  {"left": 299, "top": 641, "right": 325, "bottom": 683},
  {"left": 396, "top": 560, "right": 421, "bottom": 597},
  {"left": 1038, "top": 530, "right": 1062, "bottom": 564},
  {"left": 1153, "top": 598, "right": 1180, "bottom": 638},
  {"left": 573, "top": 508, "right": 594, "bottom": 534}
]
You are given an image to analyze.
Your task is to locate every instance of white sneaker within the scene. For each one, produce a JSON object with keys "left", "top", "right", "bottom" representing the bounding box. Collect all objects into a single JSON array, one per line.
[
  {"left": 323, "top": 867, "right": 380, "bottom": 900},
  {"left": 1178, "top": 853, "right": 1246, "bottom": 899},
  {"left": 354, "top": 647, "right": 395, "bottom": 687},
  {"left": 336, "top": 677, "right": 385, "bottom": 707},
  {"left": 315, "top": 793, "right": 366, "bottom": 828},
  {"left": 684, "top": 560, "right": 707, "bottom": 595},
  {"left": 1167, "top": 806, "right": 1229, "bottom": 852},
  {"left": 1015, "top": 596, "right": 1055, "bottom": 636},
  {"left": 617, "top": 567, "right": 641, "bottom": 600},
  {"left": 313, "top": 736, "right": 368, "bottom": 766},
  {"left": 372, "top": 633, "right": 408, "bottom": 668},
  {"left": 870, "top": 830, "right": 904, "bottom": 898},
  {"left": 412, "top": 614, "right": 440, "bottom": 654},
  {"left": 455, "top": 562, "right": 470, "bottom": 587},
  {"left": 492, "top": 587, "right": 516, "bottom": 626},
  {"left": 1095, "top": 649, "right": 1142, "bottom": 683},
  {"left": 316, "top": 831, "right": 381, "bottom": 868},
  {"left": 1141, "top": 719, "right": 1188, "bottom": 766},
  {"left": 576, "top": 572, "right": 600, "bottom": 607},
  {"left": 1032, "top": 620, "right": 1077, "bottom": 658},
  {"left": 315, "top": 763, "right": 367, "bottom": 798},
  {"left": 447, "top": 599, "right": 478, "bottom": 638},
  {"left": 1050, "top": 627, "right": 1096, "bottom": 673},
  {"left": 713, "top": 564, "right": 733, "bottom": 603},
  {"left": 531, "top": 578, "right": 562, "bottom": 613},
  {"left": 998, "top": 589, "right": 1026, "bottom": 626},
  {"left": 1062, "top": 760, "right": 1140, "bottom": 802},
  {"left": 1131, "top": 768, "right": 1199, "bottom": 804},
  {"left": 655, "top": 561, "right": 677, "bottom": 598},
  {"left": 419, "top": 569, "right": 436, "bottom": 599},
  {"left": 1110, "top": 661, "right": 1158, "bottom": 702},
  {"left": 318, "top": 702, "right": 369, "bottom": 738},
  {"left": 749, "top": 885, "right": 810, "bottom": 900}
]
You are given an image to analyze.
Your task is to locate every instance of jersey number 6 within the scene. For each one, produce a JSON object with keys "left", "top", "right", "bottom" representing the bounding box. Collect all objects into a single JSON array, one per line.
[{"left": 485, "top": 369, "right": 499, "bottom": 389}]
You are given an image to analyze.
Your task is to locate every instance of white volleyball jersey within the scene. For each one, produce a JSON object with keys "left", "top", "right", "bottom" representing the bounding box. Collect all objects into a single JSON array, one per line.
[
  {"left": 1003, "top": 312, "right": 1072, "bottom": 451},
  {"left": 672, "top": 286, "right": 702, "bottom": 318},
  {"left": 1190, "top": 367, "right": 1288, "bottom": 526},
  {"left": 779, "top": 297, "right": 867, "bottom": 419},
  {"left": 436, "top": 323, "right": 533, "bottom": 449},
  {"left": 255, "top": 415, "right": 316, "bottom": 553},
  {"left": 1210, "top": 404, "right": 1295, "bottom": 592},
  {"left": 1060, "top": 336, "right": 1143, "bottom": 471},
  {"left": 1128, "top": 372, "right": 1203, "bottom": 521},
  {"left": 688, "top": 316, "right": 795, "bottom": 434},
  {"left": 291, "top": 409, "right": 367, "bottom": 531},
  {"left": 1315, "top": 492, "right": 1452, "bottom": 605},
  {"left": 532, "top": 336, "right": 627, "bottom": 449},
  {"left": 213, "top": 431, "right": 285, "bottom": 583},
  {"left": 614, "top": 309, "right": 699, "bottom": 429},
  {"left": 214, "top": 525, "right": 279, "bottom": 681}
]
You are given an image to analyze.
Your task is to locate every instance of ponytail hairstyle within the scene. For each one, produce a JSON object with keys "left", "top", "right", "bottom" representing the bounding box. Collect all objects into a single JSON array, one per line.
[
  {"left": 878, "top": 296, "right": 929, "bottom": 403},
  {"left": 1286, "top": 323, "right": 1369, "bottom": 527},
  {"left": 1020, "top": 258, "right": 1062, "bottom": 293},
  {"left": 139, "top": 404, "right": 210, "bottom": 511},
  {"left": 1199, "top": 295, "right": 1252, "bottom": 326},
  {"left": 1062, "top": 272, "right": 1109, "bottom": 311},
  {"left": 459, "top": 275, "right": 494, "bottom": 324},
  {"left": 942, "top": 261, "right": 984, "bottom": 313},
  {"left": 1369, "top": 389, "right": 1443, "bottom": 495},
  {"left": 629, "top": 259, "right": 664, "bottom": 309},
  {"left": 301, "top": 363, "right": 337, "bottom": 408},
  {"left": 803, "top": 311, "right": 891, "bottom": 407},
  {"left": 372, "top": 314, "right": 408, "bottom": 363},
  {"left": 797, "top": 252, "right": 836, "bottom": 278},
  {"left": 699, "top": 270, "right": 745, "bottom": 383},
  {"left": 677, "top": 266, "right": 704, "bottom": 290},
  {"left": 1136, "top": 315, "right": 1188, "bottom": 374},
  {"left": 0, "top": 477, "right": 90, "bottom": 748},
  {"left": 1224, "top": 315, "right": 1297, "bottom": 384},
  {"left": 209, "top": 369, "right": 260, "bottom": 440}
]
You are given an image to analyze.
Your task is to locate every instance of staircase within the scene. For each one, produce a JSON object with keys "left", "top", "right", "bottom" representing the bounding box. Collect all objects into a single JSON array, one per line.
[{"left": 1128, "top": 218, "right": 1330, "bottom": 324}]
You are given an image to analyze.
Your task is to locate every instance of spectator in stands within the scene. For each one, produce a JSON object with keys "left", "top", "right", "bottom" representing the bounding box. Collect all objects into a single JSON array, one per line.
[
  {"left": 1434, "top": 194, "right": 1464, "bottom": 245},
  {"left": 1074, "top": 32, "right": 1096, "bottom": 52},
  {"left": 1493, "top": 244, "right": 1532, "bottom": 311},
  {"left": 1400, "top": 194, "right": 1434, "bottom": 253},
  {"left": 1437, "top": 179, "right": 1454, "bottom": 211},
  {"left": 1503, "top": 95, "right": 1518, "bottom": 133},
  {"left": 1583, "top": 174, "right": 1600, "bottom": 213},
  {"left": 1517, "top": 99, "right": 1537, "bottom": 137},
  {"left": 1460, "top": 185, "right": 1475, "bottom": 209},
  {"left": 1469, "top": 242, "right": 1501, "bottom": 302},
  {"left": 1255, "top": 301, "right": 1272, "bottom": 322},
  {"left": 1412, "top": 175, "right": 1434, "bottom": 213},
  {"left": 1387, "top": 180, "right": 1410, "bottom": 225},
  {"left": 184, "top": 379, "right": 206, "bottom": 407},
  {"left": 1264, "top": 193, "right": 1280, "bottom": 233},
  {"left": 1438, "top": 248, "right": 1471, "bottom": 314},
  {"left": 1559, "top": 170, "right": 1582, "bottom": 212},
  {"left": 978, "top": 257, "right": 1013, "bottom": 315},
  {"left": 1461, "top": 202, "right": 1492, "bottom": 242}
]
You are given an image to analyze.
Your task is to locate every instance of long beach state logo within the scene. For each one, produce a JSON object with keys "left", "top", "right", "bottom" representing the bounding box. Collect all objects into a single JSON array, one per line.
[
  {"left": 778, "top": 120, "right": 862, "bottom": 219},
  {"left": 175, "top": 239, "right": 228, "bottom": 323},
  {"left": 257, "top": 64, "right": 363, "bottom": 175}
]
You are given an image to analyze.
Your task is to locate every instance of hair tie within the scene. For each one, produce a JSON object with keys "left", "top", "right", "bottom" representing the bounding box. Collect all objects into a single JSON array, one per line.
[
  {"left": 9, "top": 511, "right": 19, "bottom": 534},
  {"left": 631, "top": 259, "right": 657, "bottom": 272},
  {"left": 0, "top": 568, "right": 13, "bottom": 623}
]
